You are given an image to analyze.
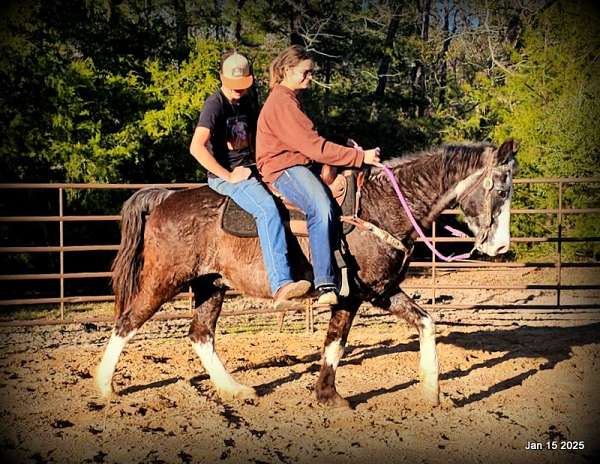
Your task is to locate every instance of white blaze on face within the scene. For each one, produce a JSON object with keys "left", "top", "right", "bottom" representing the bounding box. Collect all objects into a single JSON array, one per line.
[
  {"left": 481, "top": 176, "right": 513, "bottom": 256},
  {"left": 453, "top": 170, "right": 484, "bottom": 236},
  {"left": 483, "top": 198, "right": 512, "bottom": 255},
  {"left": 453, "top": 169, "right": 484, "bottom": 201},
  {"left": 454, "top": 164, "right": 514, "bottom": 257}
]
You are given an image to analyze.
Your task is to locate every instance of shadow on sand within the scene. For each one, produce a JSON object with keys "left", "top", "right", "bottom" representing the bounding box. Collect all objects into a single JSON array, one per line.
[
  {"left": 119, "top": 321, "right": 600, "bottom": 410},
  {"left": 245, "top": 321, "right": 600, "bottom": 407}
]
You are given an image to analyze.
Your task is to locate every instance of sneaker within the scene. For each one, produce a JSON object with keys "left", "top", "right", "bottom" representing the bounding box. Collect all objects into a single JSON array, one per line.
[
  {"left": 273, "top": 280, "right": 311, "bottom": 310},
  {"left": 316, "top": 285, "right": 339, "bottom": 306}
]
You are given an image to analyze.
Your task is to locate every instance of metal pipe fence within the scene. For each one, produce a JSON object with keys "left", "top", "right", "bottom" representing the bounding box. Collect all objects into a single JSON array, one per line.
[{"left": 1, "top": 178, "right": 599, "bottom": 326}]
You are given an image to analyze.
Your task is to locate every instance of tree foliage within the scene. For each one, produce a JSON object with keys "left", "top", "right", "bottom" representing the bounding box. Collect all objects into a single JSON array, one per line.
[{"left": 1, "top": 0, "right": 599, "bottom": 258}]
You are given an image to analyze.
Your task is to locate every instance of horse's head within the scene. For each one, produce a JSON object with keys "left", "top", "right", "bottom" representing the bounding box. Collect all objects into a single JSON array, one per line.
[{"left": 456, "top": 139, "right": 518, "bottom": 257}]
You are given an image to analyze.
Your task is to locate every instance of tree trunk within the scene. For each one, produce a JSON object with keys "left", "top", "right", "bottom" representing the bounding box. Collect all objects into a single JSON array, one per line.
[
  {"left": 290, "top": 11, "right": 304, "bottom": 46},
  {"left": 323, "top": 57, "right": 332, "bottom": 121},
  {"left": 412, "top": 0, "right": 431, "bottom": 117},
  {"left": 213, "top": 0, "right": 222, "bottom": 40},
  {"left": 108, "top": 0, "right": 123, "bottom": 26},
  {"left": 174, "top": 0, "right": 188, "bottom": 61},
  {"left": 374, "top": 11, "right": 400, "bottom": 101},
  {"left": 234, "top": 0, "right": 247, "bottom": 43},
  {"left": 438, "top": 0, "right": 451, "bottom": 105}
]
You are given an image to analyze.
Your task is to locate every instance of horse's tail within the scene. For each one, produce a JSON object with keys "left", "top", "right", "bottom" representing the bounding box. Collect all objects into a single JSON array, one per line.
[{"left": 112, "top": 188, "right": 173, "bottom": 319}]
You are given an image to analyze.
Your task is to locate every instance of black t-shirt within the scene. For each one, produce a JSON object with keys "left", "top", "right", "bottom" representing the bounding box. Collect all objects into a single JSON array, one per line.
[{"left": 196, "top": 89, "right": 258, "bottom": 178}]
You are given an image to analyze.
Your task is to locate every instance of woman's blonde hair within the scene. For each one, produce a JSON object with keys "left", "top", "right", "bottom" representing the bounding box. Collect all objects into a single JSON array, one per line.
[{"left": 269, "top": 45, "right": 312, "bottom": 89}]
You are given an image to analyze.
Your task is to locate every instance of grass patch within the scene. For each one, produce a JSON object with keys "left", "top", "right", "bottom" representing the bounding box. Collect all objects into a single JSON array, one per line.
[{"left": 0, "top": 304, "right": 62, "bottom": 321}]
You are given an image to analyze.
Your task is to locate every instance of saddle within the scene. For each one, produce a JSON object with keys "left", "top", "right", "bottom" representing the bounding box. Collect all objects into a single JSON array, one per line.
[{"left": 220, "top": 166, "right": 360, "bottom": 238}]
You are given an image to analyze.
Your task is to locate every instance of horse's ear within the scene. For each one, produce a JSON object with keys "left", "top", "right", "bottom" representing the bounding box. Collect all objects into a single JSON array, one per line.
[{"left": 496, "top": 139, "right": 519, "bottom": 164}]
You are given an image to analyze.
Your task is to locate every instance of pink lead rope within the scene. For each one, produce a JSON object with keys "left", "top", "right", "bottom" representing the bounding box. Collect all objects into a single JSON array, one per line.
[
  {"left": 378, "top": 163, "right": 473, "bottom": 262},
  {"left": 348, "top": 139, "right": 473, "bottom": 262}
]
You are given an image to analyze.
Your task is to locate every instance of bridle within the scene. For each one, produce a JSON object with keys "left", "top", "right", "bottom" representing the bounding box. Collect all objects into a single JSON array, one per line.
[
  {"left": 341, "top": 144, "right": 513, "bottom": 263},
  {"left": 456, "top": 154, "right": 513, "bottom": 250}
]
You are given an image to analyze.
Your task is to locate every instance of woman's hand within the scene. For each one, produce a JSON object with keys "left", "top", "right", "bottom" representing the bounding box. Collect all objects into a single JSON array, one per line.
[
  {"left": 228, "top": 166, "right": 252, "bottom": 183},
  {"left": 363, "top": 147, "right": 381, "bottom": 166}
]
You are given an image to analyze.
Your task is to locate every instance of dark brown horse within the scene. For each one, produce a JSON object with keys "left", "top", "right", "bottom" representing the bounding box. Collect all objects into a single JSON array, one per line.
[{"left": 96, "top": 139, "right": 518, "bottom": 407}]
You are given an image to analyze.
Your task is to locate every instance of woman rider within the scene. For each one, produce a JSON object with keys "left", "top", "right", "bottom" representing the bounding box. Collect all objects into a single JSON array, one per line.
[
  {"left": 256, "top": 45, "right": 381, "bottom": 305},
  {"left": 190, "top": 51, "right": 310, "bottom": 308}
]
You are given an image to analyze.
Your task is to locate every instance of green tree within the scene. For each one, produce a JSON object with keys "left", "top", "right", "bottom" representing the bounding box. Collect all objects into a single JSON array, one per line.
[{"left": 440, "top": 0, "right": 600, "bottom": 258}]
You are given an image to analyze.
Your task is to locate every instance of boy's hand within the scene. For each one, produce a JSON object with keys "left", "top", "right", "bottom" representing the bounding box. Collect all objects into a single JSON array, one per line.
[{"left": 228, "top": 166, "right": 252, "bottom": 183}]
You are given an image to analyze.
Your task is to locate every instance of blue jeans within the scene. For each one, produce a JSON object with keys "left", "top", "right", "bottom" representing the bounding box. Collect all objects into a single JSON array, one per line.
[
  {"left": 273, "top": 165, "right": 337, "bottom": 289},
  {"left": 208, "top": 175, "right": 292, "bottom": 295}
]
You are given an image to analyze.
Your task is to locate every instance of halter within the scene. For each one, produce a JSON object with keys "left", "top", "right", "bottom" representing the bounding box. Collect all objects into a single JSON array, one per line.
[
  {"left": 371, "top": 152, "right": 508, "bottom": 262},
  {"left": 455, "top": 151, "right": 497, "bottom": 250},
  {"left": 455, "top": 151, "right": 515, "bottom": 251},
  {"left": 341, "top": 142, "right": 509, "bottom": 263}
]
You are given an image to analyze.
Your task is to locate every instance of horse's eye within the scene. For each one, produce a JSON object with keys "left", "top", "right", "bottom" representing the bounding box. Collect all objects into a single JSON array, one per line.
[{"left": 496, "top": 189, "right": 508, "bottom": 199}]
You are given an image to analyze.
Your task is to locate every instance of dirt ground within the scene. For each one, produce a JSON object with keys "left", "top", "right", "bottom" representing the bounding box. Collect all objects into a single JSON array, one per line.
[{"left": 0, "top": 268, "right": 599, "bottom": 464}]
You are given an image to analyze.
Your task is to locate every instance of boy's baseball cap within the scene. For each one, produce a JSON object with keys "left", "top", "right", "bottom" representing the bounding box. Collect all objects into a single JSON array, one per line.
[{"left": 221, "top": 53, "right": 253, "bottom": 90}]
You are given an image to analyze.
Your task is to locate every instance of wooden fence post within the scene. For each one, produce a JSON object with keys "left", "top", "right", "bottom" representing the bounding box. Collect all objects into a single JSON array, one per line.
[{"left": 59, "top": 188, "right": 64, "bottom": 320}]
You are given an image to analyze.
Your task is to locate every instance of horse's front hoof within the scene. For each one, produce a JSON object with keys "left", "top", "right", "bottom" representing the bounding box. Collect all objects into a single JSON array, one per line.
[
  {"left": 95, "top": 367, "right": 115, "bottom": 400},
  {"left": 95, "top": 378, "right": 115, "bottom": 400},
  {"left": 218, "top": 384, "right": 257, "bottom": 401},
  {"left": 98, "top": 386, "right": 115, "bottom": 401},
  {"left": 422, "top": 385, "right": 440, "bottom": 406},
  {"left": 317, "top": 392, "right": 352, "bottom": 410}
]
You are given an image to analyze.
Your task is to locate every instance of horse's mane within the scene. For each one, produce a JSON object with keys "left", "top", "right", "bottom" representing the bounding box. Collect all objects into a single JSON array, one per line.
[{"left": 368, "top": 142, "right": 494, "bottom": 183}]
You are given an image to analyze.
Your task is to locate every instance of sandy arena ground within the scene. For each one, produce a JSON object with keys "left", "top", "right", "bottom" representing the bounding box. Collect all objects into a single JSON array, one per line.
[{"left": 0, "top": 268, "right": 599, "bottom": 463}]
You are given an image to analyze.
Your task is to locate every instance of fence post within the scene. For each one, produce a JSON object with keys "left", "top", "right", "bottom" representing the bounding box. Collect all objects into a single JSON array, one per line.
[
  {"left": 432, "top": 220, "right": 437, "bottom": 310},
  {"left": 305, "top": 299, "right": 314, "bottom": 334},
  {"left": 557, "top": 181, "right": 563, "bottom": 308},
  {"left": 59, "top": 188, "right": 64, "bottom": 320}
]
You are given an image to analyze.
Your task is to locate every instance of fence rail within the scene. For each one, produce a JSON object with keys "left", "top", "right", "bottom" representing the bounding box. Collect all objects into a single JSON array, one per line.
[{"left": 1, "top": 178, "right": 599, "bottom": 325}]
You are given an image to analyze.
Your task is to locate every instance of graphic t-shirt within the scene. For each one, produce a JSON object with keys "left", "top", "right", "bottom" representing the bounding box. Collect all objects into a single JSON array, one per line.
[{"left": 196, "top": 89, "right": 257, "bottom": 178}]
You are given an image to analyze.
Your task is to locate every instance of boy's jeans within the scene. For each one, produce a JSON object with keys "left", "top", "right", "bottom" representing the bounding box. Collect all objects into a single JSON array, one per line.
[{"left": 208, "top": 175, "right": 292, "bottom": 295}]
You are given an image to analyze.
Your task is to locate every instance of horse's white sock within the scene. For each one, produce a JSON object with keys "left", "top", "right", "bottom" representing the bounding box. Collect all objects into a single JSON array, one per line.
[
  {"left": 419, "top": 317, "right": 439, "bottom": 403},
  {"left": 324, "top": 338, "right": 345, "bottom": 370},
  {"left": 96, "top": 329, "right": 137, "bottom": 398},
  {"left": 192, "top": 337, "right": 255, "bottom": 399}
]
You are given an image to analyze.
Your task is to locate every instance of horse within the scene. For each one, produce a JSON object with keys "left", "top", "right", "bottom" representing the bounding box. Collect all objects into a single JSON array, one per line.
[{"left": 95, "top": 139, "right": 518, "bottom": 408}]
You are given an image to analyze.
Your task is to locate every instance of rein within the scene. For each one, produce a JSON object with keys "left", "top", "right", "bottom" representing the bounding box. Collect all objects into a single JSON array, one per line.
[
  {"left": 341, "top": 140, "right": 498, "bottom": 263},
  {"left": 378, "top": 164, "right": 474, "bottom": 262}
]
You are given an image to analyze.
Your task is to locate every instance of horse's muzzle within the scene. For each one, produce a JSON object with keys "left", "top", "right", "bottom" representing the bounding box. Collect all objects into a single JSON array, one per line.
[{"left": 477, "top": 240, "right": 510, "bottom": 257}]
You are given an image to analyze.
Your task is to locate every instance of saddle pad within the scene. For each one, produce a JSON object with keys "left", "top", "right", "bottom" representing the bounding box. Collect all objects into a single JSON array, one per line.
[
  {"left": 221, "top": 197, "right": 305, "bottom": 238},
  {"left": 220, "top": 171, "right": 358, "bottom": 238}
]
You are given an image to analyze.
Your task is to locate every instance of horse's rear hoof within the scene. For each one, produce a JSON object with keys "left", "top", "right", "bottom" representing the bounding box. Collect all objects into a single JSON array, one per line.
[
  {"left": 218, "top": 384, "right": 257, "bottom": 401},
  {"left": 95, "top": 369, "right": 115, "bottom": 400},
  {"left": 317, "top": 392, "right": 352, "bottom": 410},
  {"left": 423, "top": 386, "right": 440, "bottom": 406}
]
